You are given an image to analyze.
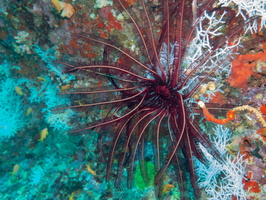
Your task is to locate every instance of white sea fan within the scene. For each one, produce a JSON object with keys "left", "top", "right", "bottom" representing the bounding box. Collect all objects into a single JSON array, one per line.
[
  {"left": 219, "top": 0, "right": 266, "bottom": 31},
  {"left": 0, "top": 78, "right": 27, "bottom": 140},
  {"left": 195, "top": 125, "right": 246, "bottom": 200},
  {"left": 180, "top": 10, "right": 237, "bottom": 97},
  {"left": 30, "top": 166, "right": 44, "bottom": 186}
]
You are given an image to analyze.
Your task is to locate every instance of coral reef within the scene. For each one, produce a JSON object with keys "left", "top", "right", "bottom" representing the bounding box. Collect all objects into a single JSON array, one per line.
[
  {"left": 0, "top": 0, "right": 265, "bottom": 199},
  {"left": 0, "top": 62, "right": 27, "bottom": 140},
  {"left": 195, "top": 126, "right": 246, "bottom": 200}
]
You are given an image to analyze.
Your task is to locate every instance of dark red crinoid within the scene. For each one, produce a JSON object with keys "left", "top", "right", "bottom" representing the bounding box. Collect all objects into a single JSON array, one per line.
[{"left": 59, "top": 0, "right": 262, "bottom": 198}]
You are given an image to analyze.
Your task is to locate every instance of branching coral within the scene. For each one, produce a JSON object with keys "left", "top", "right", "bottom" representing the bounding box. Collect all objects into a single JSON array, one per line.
[
  {"left": 218, "top": 0, "right": 266, "bottom": 30},
  {"left": 195, "top": 125, "right": 247, "bottom": 200},
  {"left": 0, "top": 62, "right": 27, "bottom": 140}
]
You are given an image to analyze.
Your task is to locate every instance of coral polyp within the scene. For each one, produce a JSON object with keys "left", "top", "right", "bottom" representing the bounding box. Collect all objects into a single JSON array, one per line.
[{"left": 59, "top": 0, "right": 265, "bottom": 198}]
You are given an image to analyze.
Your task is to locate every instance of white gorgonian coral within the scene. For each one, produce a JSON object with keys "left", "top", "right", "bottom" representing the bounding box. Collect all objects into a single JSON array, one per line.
[
  {"left": 219, "top": 0, "right": 266, "bottom": 31},
  {"left": 195, "top": 126, "right": 246, "bottom": 200}
]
